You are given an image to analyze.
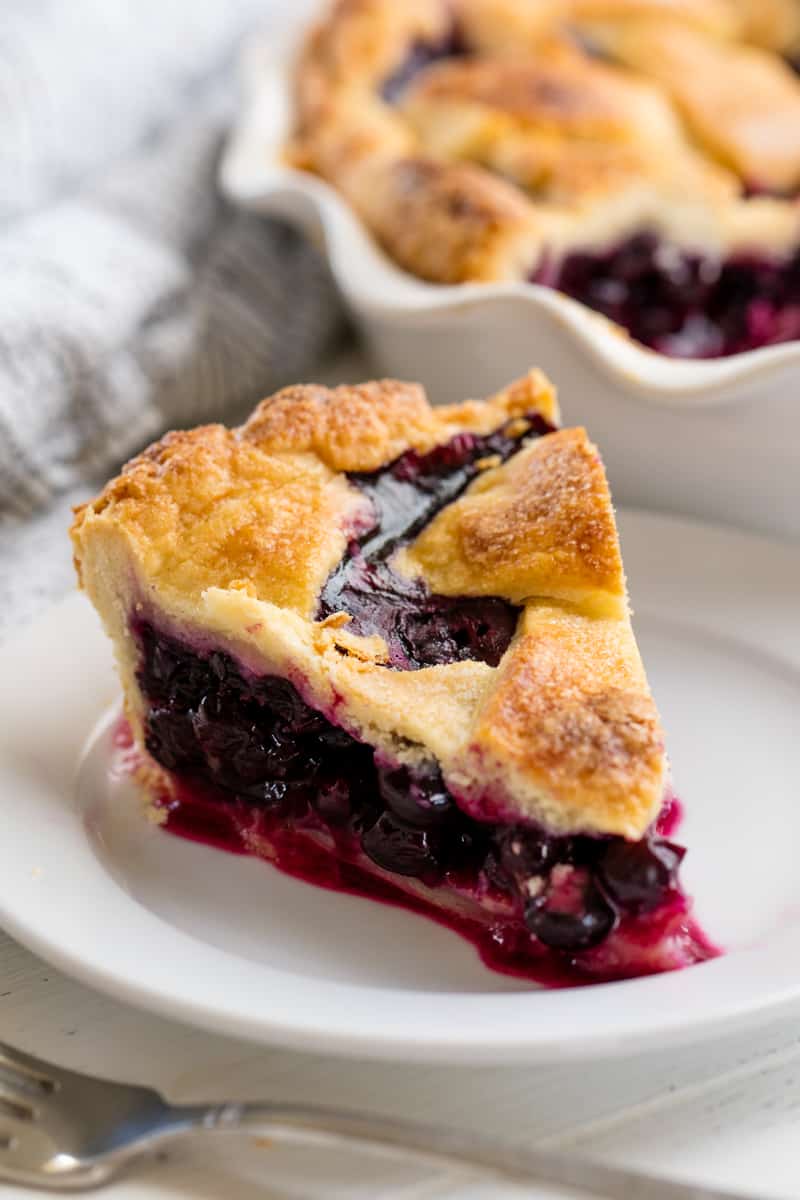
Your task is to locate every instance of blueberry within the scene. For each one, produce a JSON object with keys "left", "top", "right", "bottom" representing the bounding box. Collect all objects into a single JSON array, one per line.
[
  {"left": 525, "top": 884, "right": 616, "bottom": 951},
  {"left": 258, "top": 678, "right": 326, "bottom": 735},
  {"left": 482, "top": 849, "right": 516, "bottom": 894},
  {"left": 445, "top": 827, "right": 490, "bottom": 875},
  {"left": 496, "top": 827, "right": 562, "bottom": 881},
  {"left": 317, "top": 724, "right": 356, "bottom": 751},
  {"left": 260, "top": 726, "right": 304, "bottom": 777},
  {"left": 145, "top": 708, "right": 200, "bottom": 769},
  {"left": 237, "top": 779, "right": 309, "bottom": 817},
  {"left": 520, "top": 859, "right": 619, "bottom": 952},
  {"left": 361, "top": 813, "right": 442, "bottom": 879},
  {"left": 378, "top": 765, "right": 454, "bottom": 828},
  {"left": 208, "top": 651, "right": 235, "bottom": 685},
  {"left": 136, "top": 624, "right": 214, "bottom": 706},
  {"left": 393, "top": 596, "right": 519, "bottom": 669},
  {"left": 192, "top": 697, "right": 253, "bottom": 760},
  {"left": 240, "top": 779, "right": 290, "bottom": 806},
  {"left": 597, "top": 838, "right": 685, "bottom": 914},
  {"left": 314, "top": 778, "right": 352, "bottom": 825}
]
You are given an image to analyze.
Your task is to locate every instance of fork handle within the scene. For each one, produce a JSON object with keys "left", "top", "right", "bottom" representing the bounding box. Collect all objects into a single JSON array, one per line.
[{"left": 188, "top": 1102, "right": 757, "bottom": 1200}]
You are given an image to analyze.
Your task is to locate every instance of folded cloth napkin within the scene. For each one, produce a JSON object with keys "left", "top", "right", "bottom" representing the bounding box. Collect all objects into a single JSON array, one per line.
[{"left": 0, "top": 0, "right": 342, "bottom": 518}]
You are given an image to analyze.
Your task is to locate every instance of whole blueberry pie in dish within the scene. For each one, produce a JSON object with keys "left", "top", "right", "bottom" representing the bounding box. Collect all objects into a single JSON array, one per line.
[
  {"left": 288, "top": 0, "right": 800, "bottom": 357},
  {"left": 71, "top": 372, "right": 714, "bottom": 984}
]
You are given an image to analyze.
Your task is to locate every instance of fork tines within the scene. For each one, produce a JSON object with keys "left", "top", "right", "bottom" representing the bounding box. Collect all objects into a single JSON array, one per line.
[
  {"left": 0, "top": 1096, "right": 34, "bottom": 1122},
  {"left": 0, "top": 1045, "right": 56, "bottom": 1102}
]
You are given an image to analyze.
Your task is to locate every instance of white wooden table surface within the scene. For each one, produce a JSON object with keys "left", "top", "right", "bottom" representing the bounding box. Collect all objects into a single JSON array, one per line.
[{"left": 2, "top": 350, "right": 800, "bottom": 1199}]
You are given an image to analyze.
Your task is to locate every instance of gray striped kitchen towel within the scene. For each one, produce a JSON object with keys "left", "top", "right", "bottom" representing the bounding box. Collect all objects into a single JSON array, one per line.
[{"left": 0, "top": 0, "right": 342, "bottom": 517}]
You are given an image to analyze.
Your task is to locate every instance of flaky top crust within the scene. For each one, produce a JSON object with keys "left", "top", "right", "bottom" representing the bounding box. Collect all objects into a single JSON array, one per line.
[
  {"left": 288, "top": 0, "right": 800, "bottom": 282},
  {"left": 567, "top": 0, "right": 800, "bottom": 48},
  {"left": 453, "top": 603, "right": 665, "bottom": 839},
  {"left": 73, "top": 373, "right": 558, "bottom": 617},
  {"left": 604, "top": 21, "right": 800, "bottom": 191},
  {"left": 72, "top": 371, "right": 666, "bottom": 839},
  {"left": 403, "top": 50, "right": 680, "bottom": 140},
  {"left": 396, "top": 428, "right": 626, "bottom": 614}
]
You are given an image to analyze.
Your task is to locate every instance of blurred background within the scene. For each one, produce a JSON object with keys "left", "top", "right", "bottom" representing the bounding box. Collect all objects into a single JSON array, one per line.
[{"left": 0, "top": 0, "right": 353, "bottom": 630}]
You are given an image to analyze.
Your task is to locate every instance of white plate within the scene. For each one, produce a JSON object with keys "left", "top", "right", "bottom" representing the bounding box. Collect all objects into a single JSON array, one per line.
[{"left": 1, "top": 510, "right": 799, "bottom": 1064}]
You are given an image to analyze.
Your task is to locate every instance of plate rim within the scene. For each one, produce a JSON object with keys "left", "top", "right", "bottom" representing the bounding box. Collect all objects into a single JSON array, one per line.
[{"left": 2, "top": 509, "right": 800, "bottom": 1064}]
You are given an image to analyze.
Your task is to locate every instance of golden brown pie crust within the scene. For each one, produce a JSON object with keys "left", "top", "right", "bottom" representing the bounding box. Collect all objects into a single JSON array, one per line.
[{"left": 287, "top": 0, "right": 800, "bottom": 282}]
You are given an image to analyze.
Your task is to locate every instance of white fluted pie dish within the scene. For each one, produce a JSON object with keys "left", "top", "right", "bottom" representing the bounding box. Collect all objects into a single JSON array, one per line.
[{"left": 220, "top": 34, "right": 800, "bottom": 541}]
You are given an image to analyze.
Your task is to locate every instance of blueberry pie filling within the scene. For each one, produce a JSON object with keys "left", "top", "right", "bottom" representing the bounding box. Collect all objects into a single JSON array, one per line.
[
  {"left": 73, "top": 371, "right": 717, "bottom": 986},
  {"left": 318, "top": 413, "right": 552, "bottom": 667},
  {"left": 534, "top": 235, "right": 800, "bottom": 358},
  {"left": 133, "top": 622, "right": 705, "bottom": 983}
]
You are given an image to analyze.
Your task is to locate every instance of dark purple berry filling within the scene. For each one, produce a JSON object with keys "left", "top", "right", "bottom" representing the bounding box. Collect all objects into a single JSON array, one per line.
[
  {"left": 597, "top": 838, "right": 686, "bottom": 914},
  {"left": 534, "top": 232, "right": 800, "bottom": 357},
  {"left": 381, "top": 27, "right": 468, "bottom": 103},
  {"left": 136, "top": 621, "right": 689, "bottom": 958},
  {"left": 318, "top": 414, "right": 553, "bottom": 668},
  {"left": 525, "top": 878, "right": 616, "bottom": 952}
]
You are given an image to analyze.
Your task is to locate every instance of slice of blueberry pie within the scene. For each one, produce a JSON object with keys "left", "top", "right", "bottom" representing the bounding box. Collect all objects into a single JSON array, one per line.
[
  {"left": 289, "top": 0, "right": 800, "bottom": 357},
  {"left": 71, "top": 372, "right": 714, "bottom": 984}
]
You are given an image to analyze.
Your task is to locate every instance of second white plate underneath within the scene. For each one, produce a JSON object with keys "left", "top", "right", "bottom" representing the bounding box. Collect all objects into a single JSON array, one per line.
[{"left": 0, "top": 511, "right": 799, "bottom": 1063}]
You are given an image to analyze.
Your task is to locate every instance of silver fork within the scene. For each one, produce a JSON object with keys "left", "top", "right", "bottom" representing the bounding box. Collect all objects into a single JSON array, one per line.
[{"left": 0, "top": 1040, "right": 759, "bottom": 1197}]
